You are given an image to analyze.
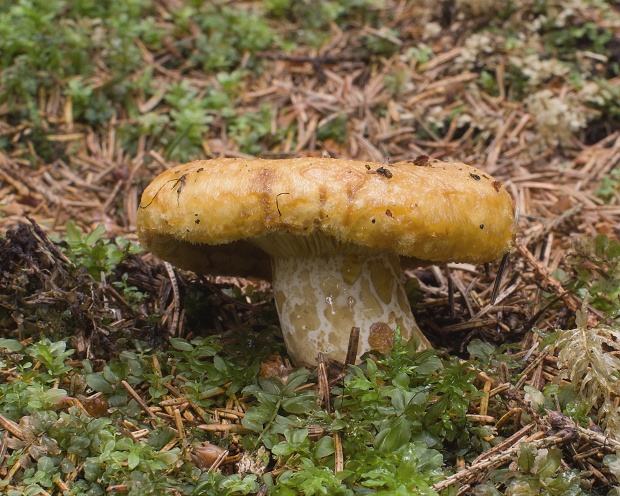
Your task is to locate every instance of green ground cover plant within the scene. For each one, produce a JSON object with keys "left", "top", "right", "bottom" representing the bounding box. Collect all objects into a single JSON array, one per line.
[{"left": 2, "top": 222, "right": 619, "bottom": 493}]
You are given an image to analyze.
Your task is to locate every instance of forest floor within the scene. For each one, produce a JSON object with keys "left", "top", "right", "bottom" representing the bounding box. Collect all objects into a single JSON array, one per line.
[{"left": 1, "top": 1, "right": 620, "bottom": 494}]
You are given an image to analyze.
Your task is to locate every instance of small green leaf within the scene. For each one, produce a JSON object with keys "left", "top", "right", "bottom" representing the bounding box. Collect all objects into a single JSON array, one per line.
[
  {"left": 313, "top": 436, "right": 335, "bottom": 459},
  {"left": 60, "top": 457, "right": 76, "bottom": 474},
  {"left": 604, "top": 453, "right": 620, "bottom": 479},
  {"left": 86, "top": 373, "right": 114, "bottom": 394},
  {"left": 413, "top": 354, "right": 442, "bottom": 375},
  {"left": 37, "top": 456, "right": 55, "bottom": 472},
  {"left": 65, "top": 220, "right": 83, "bottom": 244},
  {"left": 0, "top": 338, "right": 23, "bottom": 352},
  {"left": 169, "top": 338, "right": 194, "bottom": 351},
  {"left": 524, "top": 386, "right": 545, "bottom": 411},
  {"left": 84, "top": 223, "right": 105, "bottom": 245},
  {"left": 286, "top": 427, "right": 308, "bottom": 445},
  {"left": 281, "top": 369, "right": 312, "bottom": 395},
  {"left": 43, "top": 388, "right": 68, "bottom": 406},
  {"left": 535, "top": 447, "right": 561, "bottom": 478},
  {"left": 517, "top": 443, "right": 537, "bottom": 474},
  {"left": 374, "top": 418, "right": 411, "bottom": 453},
  {"left": 281, "top": 394, "right": 317, "bottom": 415},
  {"left": 467, "top": 339, "right": 496, "bottom": 364},
  {"left": 128, "top": 450, "right": 140, "bottom": 470},
  {"left": 391, "top": 387, "right": 428, "bottom": 411},
  {"left": 153, "top": 449, "right": 180, "bottom": 467},
  {"left": 241, "top": 403, "right": 275, "bottom": 433},
  {"left": 83, "top": 459, "right": 101, "bottom": 481}
]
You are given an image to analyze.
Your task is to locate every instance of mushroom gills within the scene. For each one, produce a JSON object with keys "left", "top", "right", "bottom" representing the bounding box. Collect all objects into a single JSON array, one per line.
[{"left": 269, "top": 251, "right": 430, "bottom": 366}]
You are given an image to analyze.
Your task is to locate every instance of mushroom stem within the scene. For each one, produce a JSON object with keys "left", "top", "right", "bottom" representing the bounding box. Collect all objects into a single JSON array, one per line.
[{"left": 270, "top": 252, "right": 431, "bottom": 366}]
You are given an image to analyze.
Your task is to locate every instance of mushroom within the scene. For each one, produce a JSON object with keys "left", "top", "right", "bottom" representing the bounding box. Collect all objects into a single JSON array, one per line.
[{"left": 136, "top": 157, "right": 515, "bottom": 366}]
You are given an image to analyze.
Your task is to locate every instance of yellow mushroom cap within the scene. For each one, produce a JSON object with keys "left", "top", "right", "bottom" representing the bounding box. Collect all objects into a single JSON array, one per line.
[{"left": 136, "top": 157, "right": 516, "bottom": 278}]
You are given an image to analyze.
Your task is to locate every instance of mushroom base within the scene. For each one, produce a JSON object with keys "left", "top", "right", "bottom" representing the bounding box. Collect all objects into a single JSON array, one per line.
[{"left": 271, "top": 252, "right": 431, "bottom": 366}]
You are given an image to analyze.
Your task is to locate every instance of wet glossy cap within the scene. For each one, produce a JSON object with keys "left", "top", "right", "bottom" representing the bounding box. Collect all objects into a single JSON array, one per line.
[{"left": 136, "top": 157, "right": 516, "bottom": 277}]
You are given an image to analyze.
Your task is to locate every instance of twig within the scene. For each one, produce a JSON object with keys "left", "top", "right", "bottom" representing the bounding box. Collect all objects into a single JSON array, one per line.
[
  {"left": 523, "top": 204, "right": 583, "bottom": 246},
  {"left": 208, "top": 449, "right": 230, "bottom": 473},
  {"left": 440, "top": 318, "right": 498, "bottom": 333},
  {"left": 513, "top": 347, "right": 550, "bottom": 392},
  {"left": 199, "top": 276, "right": 265, "bottom": 312},
  {"left": 490, "top": 252, "right": 510, "bottom": 305},
  {"left": 164, "top": 261, "right": 180, "bottom": 336},
  {"left": 495, "top": 408, "right": 523, "bottom": 431},
  {"left": 121, "top": 380, "right": 158, "bottom": 423},
  {"left": 174, "top": 407, "right": 185, "bottom": 439},
  {"left": 447, "top": 267, "right": 456, "bottom": 318},
  {"left": 26, "top": 215, "right": 74, "bottom": 266},
  {"left": 474, "top": 282, "right": 520, "bottom": 319},
  {"left": 516, "top": 243, "right": 597, "bottom": 324},
  {"left": 334, "top": 432, "right": 344, "bottom": 473},
  {"left": 344, "top": 327, "right": 360, "bottom": 366},
  {"left": 548, "top": 410, "right": 620, "bottom": 452},
  {"left": 470, "top": 422, "right": 536, "bottom": 465},
  {"left": 0, "top": 412, "right": 25, "bottom": 440},
  {"left": 433, "top": 428, "right": 575, "bottom": 491},
  {"left": 317, "top": 354, "right": 331, "bottom": 414},
  {"left": 197, "top": 424, "right": 251, "bottom": 433}
]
